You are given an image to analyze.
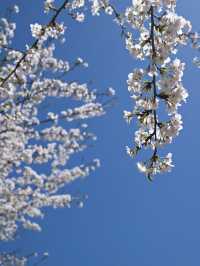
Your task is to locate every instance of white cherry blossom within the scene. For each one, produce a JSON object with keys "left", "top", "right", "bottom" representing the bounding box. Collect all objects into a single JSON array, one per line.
[
  {"left": 0, "top": 0, "right": 114, "bottom": 241},
  {"left": 92, "top": 0, "right": 192, "bottom": 180}
]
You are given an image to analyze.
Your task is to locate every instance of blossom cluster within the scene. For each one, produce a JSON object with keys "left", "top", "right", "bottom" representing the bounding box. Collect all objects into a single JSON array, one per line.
[
  {"left": 0, "top": 253, "right": 27, "bottom": 266},
  {"left": 90, "top": 0, "right": 191, "bottom": 180},
  {"left": 0, "top": 0, "right": 114, "bottom": 241},
  {"left": 122, "top": 0, "right": 192, "bottom": 180},
  {"left": 90, "top": 0, "right": 114, "bottom": 16},
  {"left": 0, "top": 251, "right": 48, "bottom": 266}
]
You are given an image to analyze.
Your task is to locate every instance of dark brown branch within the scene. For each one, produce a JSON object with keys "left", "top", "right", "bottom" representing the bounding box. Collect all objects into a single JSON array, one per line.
[{"left": 150, "top": 6, "right": 158, "bottom": 147}]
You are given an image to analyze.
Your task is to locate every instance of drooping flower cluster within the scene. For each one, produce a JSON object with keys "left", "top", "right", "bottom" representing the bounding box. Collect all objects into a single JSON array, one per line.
[
  {"left": 90, "top": 0, "right": 191, "bottom": 180},
  {"left": 0, "top": 0, "right": 114, "bottom": 241},
  {"left": 122, "top": 0, "right": 192, "bottom": 180}
]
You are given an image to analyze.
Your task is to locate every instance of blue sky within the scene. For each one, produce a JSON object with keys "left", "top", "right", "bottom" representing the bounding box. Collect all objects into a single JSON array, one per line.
[{"left": 1, "top": 0, "right": 200, "bottom": 266}]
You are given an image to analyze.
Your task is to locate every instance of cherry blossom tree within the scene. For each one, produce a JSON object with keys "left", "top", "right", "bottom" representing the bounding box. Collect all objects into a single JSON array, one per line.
[
  {"left": 0, "top": 0, "right": 115, "bottom": 243},
  {"left": 1, "top": 0, "right": 200, "bottom": 264}
]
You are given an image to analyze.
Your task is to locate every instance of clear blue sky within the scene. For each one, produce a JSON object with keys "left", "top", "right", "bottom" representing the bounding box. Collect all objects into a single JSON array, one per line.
[{"left": 1, "top": 1, "right": 200, "bottom": 265}]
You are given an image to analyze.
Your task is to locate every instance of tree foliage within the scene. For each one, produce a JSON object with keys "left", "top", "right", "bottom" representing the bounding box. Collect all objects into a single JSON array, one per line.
[
  {"left": 0, "top": 0, "right": 114, "bottom": 242},
  {"left": 0, "top": 0, "right": 199, "bottom": 264}
]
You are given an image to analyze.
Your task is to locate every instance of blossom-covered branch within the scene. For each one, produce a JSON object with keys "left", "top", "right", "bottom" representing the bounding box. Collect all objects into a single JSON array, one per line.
[
  {"left": 123, "top": 0, "right": 192, "bottom": 180},
  {"left": 90, "top": 0, "right": 192, "bottom": 180},
  {"left": 0, "top": 251, "right": 48, "bottom": 266},
  {"left": 0, "top": 0, "right": 115, "bottom": 241}
]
